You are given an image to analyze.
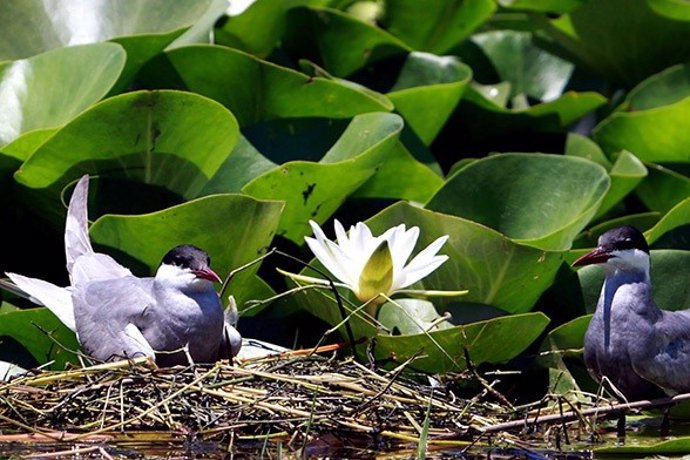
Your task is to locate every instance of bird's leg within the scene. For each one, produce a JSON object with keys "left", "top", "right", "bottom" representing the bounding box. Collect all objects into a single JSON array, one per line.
[
  {"left": 183, "top": 343, "right": 195, "bottom": 367},
  {"left": 660, "top": 405, "right": 672, "bottom": 437},
  {"left": 616, "top": 413, "right": 626, "bottom": 442}
]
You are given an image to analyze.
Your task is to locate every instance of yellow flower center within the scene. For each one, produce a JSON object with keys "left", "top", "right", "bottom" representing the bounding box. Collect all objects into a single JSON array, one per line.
[{"left": 357, "top": 240, "right": 394, "bottom": 305}]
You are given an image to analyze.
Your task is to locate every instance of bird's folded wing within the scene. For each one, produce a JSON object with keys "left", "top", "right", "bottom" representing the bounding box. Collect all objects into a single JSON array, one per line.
[
  {"left": 70, "top": 253, "right": 133, "bottom": 285},
  {"left": 632, "top": 310, "right": 690, "bottom": 395},
  {"left": 3, "top": 273, "right": 76, "bottom": 332},
  {"left": 65, "top": 175, "right": 94, "bottom": 276},
  {"left": 72, "top": 277, "right": 156, "bottom": 362}
]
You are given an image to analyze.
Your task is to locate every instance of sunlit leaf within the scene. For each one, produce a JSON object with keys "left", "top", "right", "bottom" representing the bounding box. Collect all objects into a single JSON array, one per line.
[
  {"left": 0, "top": 44, "right": 125, "bottom": 147},
  {"left": 427, "top": 153, "right": 610, "bottom": 251}
]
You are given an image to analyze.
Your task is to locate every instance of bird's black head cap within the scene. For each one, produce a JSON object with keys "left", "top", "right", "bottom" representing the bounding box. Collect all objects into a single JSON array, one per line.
[
  {"left": 161, "top": 244, "right": 212, "bottom": 271},
  {"left": 598, "top": 225, "right": 649, "bottom": 254}
]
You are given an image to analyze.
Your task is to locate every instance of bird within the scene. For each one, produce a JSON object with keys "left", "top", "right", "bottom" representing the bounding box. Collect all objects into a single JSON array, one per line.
[
  {"left": 573, "top": 225, "right": 690, "bottom": 400},
  {"left": 3, "top": 174, "right": 241, "bottom": 366}
]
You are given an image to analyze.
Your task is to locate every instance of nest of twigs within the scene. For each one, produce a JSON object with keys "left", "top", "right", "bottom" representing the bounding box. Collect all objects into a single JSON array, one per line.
[{"left": 1, "top": 345, "right": 677, "bottom": 457}]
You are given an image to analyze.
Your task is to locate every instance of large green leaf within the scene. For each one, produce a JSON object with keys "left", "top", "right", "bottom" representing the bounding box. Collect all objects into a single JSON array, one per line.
[
  {"left": 623, "top": 63, "right": 690, "bottom": 111},
  {"left": 379, "top": 0, "right": 496, "bottom": 54},
  {"left": 443, "top": 85, "right": 605, "bottom": 155},
  {"left": 0, "top": 308, "right": 79, "bottom": 369},
  {"left": 594, "top": 97, "right": 690, "bottom": 163},
  {"left": 595, "top": 437, "right": 690, "bottom": 455},
  {"left": 0, "top": 0, "right": 224, "bottom": 60},
  {"left": 498, "top": 0, "right": 584, "bottom": 13},
  {"left": 90, "top": 194, "right": 284, "bottom": 307},
  {"left": 0, "top": 44, "right": 125, "bottom": 147},
  {"left": 242, "top": 112, "right": 403, "bottom": 242},
  {"left": 140, "top": 45, "right": 392, "bottom": 127},
  {"left": 427, "top": 153, "right": 610, "bottom": 251},
  {"left": 537, "top": 0, "right": 690, "bottom": 87},
  {"left": 471, "top": 30, "right": 575, "bottom": 104},
  {"left": 353, "top": 141, "right": 444, "bottom": 202},
  {"left": 577, "top": 250, "right": 690, "bottom": 314},
  {"left": 387, "top": 53, "right": 471, "bottom": 145},
  {"left": 635, "top": 163, "right": 690, "bottom": 213},
  {"left": 645, "top": 197, "right": 690, "bottom": 249},
  {"left": 282, "top": 6, "right": 410, "bottom": 78},
  {"left": 0, "top": 0, "right": 227, "bottom": 91},
  {"left": 15, "top": 90, "right": 239, "bottom": 221},
  {"left": 366, "top": 203, "right": 564, "bottom": 313},
  {"left": 374, "top": 312, "right": 550, "bottom": 373},
  {"left": 214, "top": 0, "right": 285, "bottom": 58},
  {"left": 565, "top": 135, "right": 648, "bottom": 220}
]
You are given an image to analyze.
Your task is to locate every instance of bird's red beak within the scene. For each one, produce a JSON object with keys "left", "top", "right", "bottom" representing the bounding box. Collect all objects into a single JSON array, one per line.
[
  {"left": 194, "top": 268, "right": 222, "bottom": 283},
  {"left": 572, "top": 247, "right": 611, "bottom": 267}
]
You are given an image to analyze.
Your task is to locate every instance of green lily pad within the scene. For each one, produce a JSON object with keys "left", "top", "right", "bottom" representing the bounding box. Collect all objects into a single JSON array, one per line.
[
  {"left": 443, "top": 85, "right": 605, "bottom": 154},
  {"left": 598, "top": 151, "right": 648, "bottom": 219},
  {"left": 0, "top": 307, "right": 79, "bottom": 369},
  {"left": 374, "top": 312, "right": 550, "bottom": 373},
  {"left": 0, "top": 0, "right": 224, "bottom": 60},
  {"left": 90, "top": 194, "right": 284, "bottom": 308},
  {"left": 353, "top": 141, "right": 444, "bottom": 202},
  {"left": 378, "top": 298, "right": 454, "bottom": 335},
  {"left": 635, "top": 163, "right": 690, "bottom": 213},
  {"left": 594, "top": 97, "right": 690, "bottom": 163},
  {"left": 214, "top": 0, "right": 285, "bottom": 58},
  {"left": 538, "top": 0, "right": 690, "bottom": 87},
  {"left": 645, "top": 197, "right": 690, "bottom": 248},
  {"left": 141, "top": 44, "right": 392, "bottom": 127},
  {"left": 427, "top": 153, "right": 610, "bottom": 251},
  {"left": 471, "top": 29, "right": 575, "bottom": 104},
  {"left": 15, "top": 90, "right": 239, "bottom": 221},
  {"left": 624, "top": 63, "right": 690, "bottom": 111},
  {"left": 539, "top": 314, "right": 589, "bottom": 363},
  {"left": 387, "top": 52, "right": 472, "bottom": 145},
  {"left": 577, "top": 250, "right": 690, "bottom": 314},
  {"left": 1, "top": 129, "right": 57, "bottom": 162},
  {"left": 282, "top": 6, "right": 410, "bottom": 78},
  {"left": 595, "top": 437, "right": 690, "bottom": 455},
  {"left": 0, "top": 0, "right": 227, "bottom": 91},
  {"left": 498, "top": 0, "right": 584, "bottom": 13},
  {"left": 379, "top": 0, "right": 496, "bottom": 54},
  {"left": 242, "top": 112, "right": 403, "bottom": 242},
  {"left": 572, "top": 212, "right": 660, "bottom": 250},
  {"left": 564, "top": 132, "right": 610, "bottom": 167},
  {"left": 0, "top": 44, "right": 125, "bottom": 147},
  {"left": 565, "top": 135, "right": 648, "bottom": 220},
  {"left": 367, "top": 202, "right": 564, "bottom": 313}
]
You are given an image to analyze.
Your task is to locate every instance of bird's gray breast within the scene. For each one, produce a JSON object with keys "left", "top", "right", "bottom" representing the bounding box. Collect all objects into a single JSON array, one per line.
[
  {"left": 143, "top": 283, "right": 224, "bottom": 365},
  {"left": 584, "top": 282, "right": 663, "bottom": 400}
]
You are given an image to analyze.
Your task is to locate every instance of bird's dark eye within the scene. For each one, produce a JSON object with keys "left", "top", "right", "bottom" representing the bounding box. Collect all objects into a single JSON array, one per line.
[{"left": 614, "top": 237, "right": 636, "bottom": 251}]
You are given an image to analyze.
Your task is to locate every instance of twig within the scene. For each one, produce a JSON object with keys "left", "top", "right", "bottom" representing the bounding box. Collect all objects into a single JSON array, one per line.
[{"left": 477, "top": 392, "right": 690, "bottom": 433}]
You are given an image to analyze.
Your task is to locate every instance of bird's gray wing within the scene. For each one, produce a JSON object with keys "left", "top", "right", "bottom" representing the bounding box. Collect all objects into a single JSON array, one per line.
[
  {"left": 72, "top": 277, "right": 156, "bottom": 362},
  {"left": 64, "top": 174, "right": 132, "bottom": 285},
  {"left": 631, "top": 309, "right": 690, "bottom": 395},
  {"left": 3, "top": 273, "right": 76, "bottom": 332},
  {"left": 64, "top": 175, "right": 94, "bottom": 276},
  {"left": 71, "top": 253, "right": 133, "bottom": 285}
]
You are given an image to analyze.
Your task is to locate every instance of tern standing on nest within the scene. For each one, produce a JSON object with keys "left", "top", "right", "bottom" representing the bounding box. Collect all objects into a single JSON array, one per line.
[
  {"left": 573, "top": 225, "right": 690, "bottom": 400},
  {"left": 3, "top": 175, "right": 241, "bottom": 366}
]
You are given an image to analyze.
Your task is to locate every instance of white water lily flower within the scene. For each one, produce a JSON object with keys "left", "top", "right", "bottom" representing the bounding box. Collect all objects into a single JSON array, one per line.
[{"left": 300, "top": 219, "right": 463, "bottom": 305}]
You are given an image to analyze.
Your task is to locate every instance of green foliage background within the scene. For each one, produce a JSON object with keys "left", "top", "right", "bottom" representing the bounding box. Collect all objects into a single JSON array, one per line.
[{"left": 1, "top": 0, "right": 689, "bottom": 400}]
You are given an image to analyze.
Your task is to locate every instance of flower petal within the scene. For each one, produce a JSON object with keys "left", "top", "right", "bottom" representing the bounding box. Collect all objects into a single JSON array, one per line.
[
  {"left": 387, "top": 225, "right": 419, "bottom": 287},
  {"left": 394, "top": 235, "right": 449, "bottom": 289},
  {"left": 305, "top": 236, "right": 351, "bottom": 286}
]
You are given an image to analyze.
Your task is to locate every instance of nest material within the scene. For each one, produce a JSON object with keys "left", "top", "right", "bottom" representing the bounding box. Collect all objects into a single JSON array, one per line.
[
  {"left": 0, "top": 350, "right": 498, "bottom": 451},
  {"left": 0, "top": 347, "right": 655, "bottom": 456}
]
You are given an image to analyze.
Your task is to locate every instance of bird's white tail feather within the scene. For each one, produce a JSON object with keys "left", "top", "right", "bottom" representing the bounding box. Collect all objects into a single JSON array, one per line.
[
  {"left": 64, "top": 175, "right": 93, "bottom": 279},
  {"left": 5, "top": 273, "right": 76, "bottom": 332}
]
